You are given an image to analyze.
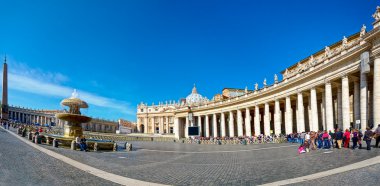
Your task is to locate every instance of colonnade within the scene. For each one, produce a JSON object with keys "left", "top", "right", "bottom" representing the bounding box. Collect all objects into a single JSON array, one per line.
[
  {"left": 139, "top": 116, "right": 174, "bottom": 134},
  {"left": 8, "top": 110, "right": 55, "bottom": 125},
  {"left": 175, "top": 53, "right": 377, "bottom": 138}
]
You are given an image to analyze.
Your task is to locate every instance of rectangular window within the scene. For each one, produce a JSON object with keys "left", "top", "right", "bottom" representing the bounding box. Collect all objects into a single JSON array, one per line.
[{"left": 170, "top": 127, "right": 173, "bottom": 134}]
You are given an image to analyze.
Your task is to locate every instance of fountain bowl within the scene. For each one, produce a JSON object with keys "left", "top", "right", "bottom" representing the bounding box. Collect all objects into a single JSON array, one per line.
[{"left": 55, "top": 113, "right": 92, "bottom": 123}]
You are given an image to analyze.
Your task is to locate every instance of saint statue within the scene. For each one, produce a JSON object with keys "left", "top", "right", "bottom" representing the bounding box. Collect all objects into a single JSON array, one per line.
[
  {"left": 255, "top": 83, "right": 259, "bottom": 91},
  {"left": 342, "top": 36, "right": 348, "bottom": 49},
  {"left": 274, "top": 74, "right": 278, "bottom": 83},
  {"left": 360, "top": 24, "right": 366, "bottom": 38},
  {"left": 263, "top": 78, "right": 267, "bottom": 87},
  {"left": 373, "top": 6, "right": 380, "bottom": 21},
  {"left": 245, "top": 86, "right": 248, "bottom": 94},
  {"left": 324, "top": 46, "right": 331, "bottom": 58},
  {"left": 309, "top": 55, "right": 315, "bottom": 67},
  {"left": 283, "top": 68, "right": 288, "bottom": 79}
]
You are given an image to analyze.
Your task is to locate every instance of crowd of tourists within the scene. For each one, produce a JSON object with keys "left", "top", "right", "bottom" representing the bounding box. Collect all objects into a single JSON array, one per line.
[
  {"left": 294, "top": 125, "right": 380, "bottom": 154},
  {"left": 186, "top": 134, "right": 287, "bottom": 145}
]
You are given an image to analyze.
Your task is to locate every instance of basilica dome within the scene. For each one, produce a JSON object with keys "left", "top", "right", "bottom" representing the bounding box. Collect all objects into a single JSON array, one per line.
[{"left": 186, "top": 84, "right": 208, "bottom": 105}]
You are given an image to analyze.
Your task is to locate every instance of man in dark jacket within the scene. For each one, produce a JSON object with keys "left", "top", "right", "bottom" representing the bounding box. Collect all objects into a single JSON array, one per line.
[{"left": 335, "top": 128, "right": 343, "bottom": 149}]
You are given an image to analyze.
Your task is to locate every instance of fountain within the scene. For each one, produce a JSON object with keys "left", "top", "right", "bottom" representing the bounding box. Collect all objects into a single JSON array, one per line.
[
  {"left": 41, "top": 90, "right": 117, "bottom": 151},
  {"left": 55, "top": 89, "right": 91, "bottom": 139}
]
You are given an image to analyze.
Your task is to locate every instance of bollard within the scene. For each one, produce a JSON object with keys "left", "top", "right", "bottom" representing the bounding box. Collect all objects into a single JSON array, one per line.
[
  {"left": 113, "top": 143, "right": 118, "bottom": 152},
  {"left": 127, "top": 143, "right": 132, "bottom": 151},
  {"left": 46, "top": 138, "right": 50, "bottom": 145},
  {"left": 71, "top": 140, "right": 77, "bottom": 150},
  {"left": 53, "top": 139, "right": 58, "bottom": 148},
  {"left": 124, "top": 142, "right": 128, "bottom": 151},
  {"left": 28, "top": 132, "right": 33, "bottom": 140},
  {"left": 94, "top": 143, "right": 98, "bottom": 152},
  {"left": 34, "top": 135, "right": 38, "bottom": 144}
]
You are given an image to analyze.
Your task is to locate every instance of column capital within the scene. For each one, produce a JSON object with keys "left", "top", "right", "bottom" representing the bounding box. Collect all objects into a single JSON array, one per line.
[{"left": 341, "top": 73, "right": 348, "bottom": 79}]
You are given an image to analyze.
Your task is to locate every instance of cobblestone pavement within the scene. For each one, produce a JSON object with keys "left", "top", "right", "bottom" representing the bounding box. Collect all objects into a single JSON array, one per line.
[
  {"left": 40, "top": 137, "right": 379, "bottom": 185},
  {"left": 291, "top": 163, "right": 380, "bottom": 186},
  {"left": 0, "top": 128, "right": 120, "bottom": 186},
  {"left": 5, "top": 127, "right": 380, "bottom": 185}
]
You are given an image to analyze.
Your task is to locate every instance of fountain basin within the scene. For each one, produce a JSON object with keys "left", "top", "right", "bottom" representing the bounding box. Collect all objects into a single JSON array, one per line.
[{"left": 56, "top": 113, "right": 92, "bottom": 123}]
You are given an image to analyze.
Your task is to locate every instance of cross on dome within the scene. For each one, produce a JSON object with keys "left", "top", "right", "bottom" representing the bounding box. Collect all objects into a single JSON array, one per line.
[{"left": 192, "top": 83, "right": 198, "bottom": 94}]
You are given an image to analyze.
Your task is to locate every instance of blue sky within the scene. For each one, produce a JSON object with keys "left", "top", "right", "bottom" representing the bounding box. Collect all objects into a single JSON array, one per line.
[{"left": 0, "top": 0, "right": 377, "bottom": 121}]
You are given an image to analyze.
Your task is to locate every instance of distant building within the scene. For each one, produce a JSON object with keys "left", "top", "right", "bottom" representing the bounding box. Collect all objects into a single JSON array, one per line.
[
  {"left": 8, "top": 105, "right": 126, "bottom": 133},
  {"left": 117, "top": 119, "right": 137, "bottom": 134}
]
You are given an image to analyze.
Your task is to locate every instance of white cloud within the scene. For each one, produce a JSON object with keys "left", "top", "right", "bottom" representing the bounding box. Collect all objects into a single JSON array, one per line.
[
  {"left": 9, "top": 61, "right": 69, "bottom": 84},
  {"left": 4, "top": 62, "right": 135, "bottom": 117}
]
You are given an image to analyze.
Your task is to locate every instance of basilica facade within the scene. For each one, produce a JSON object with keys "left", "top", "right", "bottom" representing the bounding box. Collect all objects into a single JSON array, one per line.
[{"left": 137, "top": 6, "right": 380, "bottom": 139}]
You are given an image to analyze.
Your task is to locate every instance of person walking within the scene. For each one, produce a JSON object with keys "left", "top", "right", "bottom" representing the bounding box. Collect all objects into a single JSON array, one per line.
[
  {"left": 317, "top": 131, "right": 323, "bottom": 149},
  {"left": 305, "top": 132, "right": 310, "bottom": 144},
  {"left": 375, "top": 124, "right": 380, "bottom": 148},
  {"left": 363, "top": 127, "right": 374, "bottom": 150},
  {"left": 329, "top": 130, "right": 335, "bottom": 149},
  {"left": 352, "top": 129, "right": 359, "bottom": 149},
  {"left": 335, "top": 128, "right": 343, "bottom": 149},
  {"left": 358, "top": 129, "right": 363, "bottom": 149},
  {"left": 322, "top": 131, "right": 330, "bottom": 149},
  {"left": 300, "top": 132, "right": 306, "bottom": 145},
  {"left": 343, "top": 129, "right": 351, "bottom": 148}
]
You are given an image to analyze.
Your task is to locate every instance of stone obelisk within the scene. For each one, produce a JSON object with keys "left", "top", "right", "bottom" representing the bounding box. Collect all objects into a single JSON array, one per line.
[{"left": 1, "top": 56, "right": 8, "bottom": 121}]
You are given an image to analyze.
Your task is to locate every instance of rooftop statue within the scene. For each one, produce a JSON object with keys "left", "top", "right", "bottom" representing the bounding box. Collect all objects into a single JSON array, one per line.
[
  {"left": 308, "top": 55, "right": 315, "bottom": 67},
  {"left": 360, "top": 24, "right": 366, "bottom": 38},
  {"left": 274, "top": 74, "right": 278, "bottom": 83},
  {"left": 255, "top": 83, "right": 259, "bottom": 91},
  {"left": 342, "top": 36, "right": 348, "bottom": 49},
  {"left": 324, "top": 46, "right": 331, "bottom": 58},
  {"left": 263, "top": 78, "right": 267, "bottom": 87},
  {"left": 373, "top": 6, "right": 380, "bottom": 21}
]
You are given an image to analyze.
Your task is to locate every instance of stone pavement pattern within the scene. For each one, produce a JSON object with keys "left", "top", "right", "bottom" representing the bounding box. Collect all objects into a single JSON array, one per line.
[
  {"left": 42, "top": 140, "right": 379, "bottom": 185},
  {"left": 0, "top": 128, "right": 120, "bottom": 186},
  {"left": 292, "top": 163, "right": 380, "bottom": 186}
]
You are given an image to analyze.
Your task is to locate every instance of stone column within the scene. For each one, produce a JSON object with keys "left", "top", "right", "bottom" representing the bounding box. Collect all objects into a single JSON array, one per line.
[
  {"left": 185, "top": 116, "right": 189, "bottom": 138},
  {"left": 310, "top": 88, "right": 319, "bottom": 132},
  {"left": 321, "top": 92, "right": 326, "bottom": 130},
  {"left": 254, "top": 105, "right": 261, "bottom": 136},
  {"left": 213, "top": 113, "right": 218, "bottom": 137},
  {"left": 342, "top": 76, "right": 350, "bottom": 130},
  {"left": 264, "top": 103, "right": 270, "bottom": 135},
  {"left": 353, "top": 80, "right": 360, "bottom": 126},
  {"left": 245, "top": 108, "right": 252, "bottom": 136},
  {"left": 198, "top": 116, "right": 202, "bottom": 136},
  {"left": 285, "top": 96, "right": 293, "bottom": 134},
  {"left": 205, "top": 115, "right": 210, "bottom": 137},
  {"left": 159, "top": 117, "right": 164, "bottom": 134},
  {"left": 174, "top": 117, "right": 180, "bottom": 139},
  {"left": 221, "top": 112, "right": 226, "bottom": 137},
  {"left": 360, "top": 72, "right": 368, "bottom": 130},
  {"left": 297, "top": 92, "right": 305, "bottom": 132},
  {"left": 337, "top": 86, "right": 343, "bottom": 129},
  {"left": 325, "top": 82, "right": 334, "bottom": 131},
  {"left": 237, "top": 109, "right": 243, "bottom": 136},
  {"left": 229, "top": 111, "right": 235, "bottom": 137},
  {"left": 274, "top": 99, "right": 281, "bottom": 135},
  {"left": 166, "top": 116, "right": 170, "bottom": 134},
  {"left": 374, "top": 57, "right": 380, "bottom": 127}
]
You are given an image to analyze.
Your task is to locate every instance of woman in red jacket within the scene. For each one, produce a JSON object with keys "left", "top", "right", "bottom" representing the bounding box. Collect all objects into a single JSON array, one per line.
[{"left": 343, "top": 129, "right": 351, "bottom": 148}]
